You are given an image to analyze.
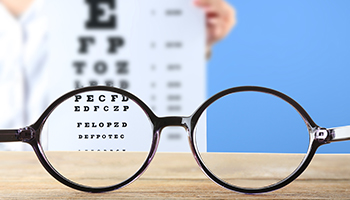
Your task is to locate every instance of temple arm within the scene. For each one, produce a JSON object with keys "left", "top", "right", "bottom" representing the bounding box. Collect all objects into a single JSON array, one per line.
[
  {"left": 0, "top": 129, "right": 21, "bottom": 142},
  {"left": 328, "top": 125, "right": 350, "bottom": 142}
]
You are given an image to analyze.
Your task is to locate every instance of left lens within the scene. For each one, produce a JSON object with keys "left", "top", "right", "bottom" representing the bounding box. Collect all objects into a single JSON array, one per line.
[{"left": 40, "top": 89, "right": 154, "bottom": 188}]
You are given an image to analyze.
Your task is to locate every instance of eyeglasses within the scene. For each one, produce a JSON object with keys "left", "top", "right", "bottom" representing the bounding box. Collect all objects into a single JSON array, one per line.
[{"left": 0, "top": 86, "right": 349, "bottom": 194}]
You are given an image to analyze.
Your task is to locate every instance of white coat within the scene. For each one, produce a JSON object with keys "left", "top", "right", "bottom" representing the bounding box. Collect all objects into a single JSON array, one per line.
[{"left": 0, "top": 0, "right": 49, "bottom": 150}]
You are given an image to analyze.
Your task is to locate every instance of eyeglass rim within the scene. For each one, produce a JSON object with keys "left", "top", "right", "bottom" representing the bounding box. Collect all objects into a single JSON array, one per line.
[
  {"left": 24, "top": 85, "right": 322, "bottom": 193},
  {"left": 190, "top": 86, "right": 321, "bottom": 194},
  {"left": 28, "top": 86, "right": 158, "bottom": 193}
]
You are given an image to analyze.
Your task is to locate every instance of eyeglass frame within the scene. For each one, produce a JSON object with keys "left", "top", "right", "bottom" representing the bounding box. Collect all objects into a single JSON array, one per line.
[{"left": 0, "top": 85, "right": 349, "bottom": 194}]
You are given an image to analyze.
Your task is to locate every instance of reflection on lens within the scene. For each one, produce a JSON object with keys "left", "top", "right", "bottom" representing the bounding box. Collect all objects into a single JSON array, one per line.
[
  {"left": 40, "top": 90, "right": 153, "bottom": 187},
  {"left": 196, "top": 91, "right": 309, "bottom": 189}
]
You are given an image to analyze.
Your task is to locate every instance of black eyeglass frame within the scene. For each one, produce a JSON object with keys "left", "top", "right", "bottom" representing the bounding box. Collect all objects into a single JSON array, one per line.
[{"left": 0, "top": 86, "right": 347, "bottom": 194}]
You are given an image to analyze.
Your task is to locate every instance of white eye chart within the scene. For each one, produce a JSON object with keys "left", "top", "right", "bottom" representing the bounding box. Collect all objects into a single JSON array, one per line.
[{"left": 44, "top": 0, "right": 206, "bottom": 152}]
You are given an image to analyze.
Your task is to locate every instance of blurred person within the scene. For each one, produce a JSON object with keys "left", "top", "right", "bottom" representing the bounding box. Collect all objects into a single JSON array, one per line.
[
  {"left": 0, "top": 0, "right": 49, "bottom": 150},
  {"left": 0, "top": 0, "right": 236, "bottom": 150}
]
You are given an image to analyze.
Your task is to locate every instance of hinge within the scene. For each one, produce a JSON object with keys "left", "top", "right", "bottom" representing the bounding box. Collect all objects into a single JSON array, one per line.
[
  {"left": 314, "top": 127, "right": 331, "bottom": 144},
  {"left": 17, "top": 127, "right": 35, "bottom": 142}
]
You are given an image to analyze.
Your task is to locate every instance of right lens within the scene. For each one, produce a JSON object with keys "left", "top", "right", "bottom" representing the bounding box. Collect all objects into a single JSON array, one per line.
[
  {"left": 40, "top": 89, "right": 154, "bottom": 188},
  {"left": 196, "top": 90, "right": 310, "bottom": 189}
]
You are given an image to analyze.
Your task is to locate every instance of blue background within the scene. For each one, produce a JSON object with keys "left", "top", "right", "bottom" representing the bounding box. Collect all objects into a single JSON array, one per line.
[{"left": 207, "top": 0, "right": 350, "bottom": 153}]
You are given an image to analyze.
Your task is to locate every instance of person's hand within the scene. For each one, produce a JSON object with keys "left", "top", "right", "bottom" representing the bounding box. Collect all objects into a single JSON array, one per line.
[{"left": 194, "top": 0, "right": 236, "bottom": 49}]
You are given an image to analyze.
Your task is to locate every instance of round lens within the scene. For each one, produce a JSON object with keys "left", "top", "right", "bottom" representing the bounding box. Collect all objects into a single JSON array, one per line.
[
  {"left": 195, "top": 90, "right": 310, "bottom": 189},
  {"left": 40, "top": 89, "right": 154, "bottom": 188}
]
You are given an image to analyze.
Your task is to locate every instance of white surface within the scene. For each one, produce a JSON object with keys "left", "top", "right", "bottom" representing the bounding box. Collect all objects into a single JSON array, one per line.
[{"left": 44, "top": 0, "right": 207, "bottom": 152}]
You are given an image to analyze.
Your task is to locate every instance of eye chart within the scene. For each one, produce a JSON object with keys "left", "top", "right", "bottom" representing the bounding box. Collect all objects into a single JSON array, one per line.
[{"left": 44, "top": 0, "right": 206, "bottom": 152}]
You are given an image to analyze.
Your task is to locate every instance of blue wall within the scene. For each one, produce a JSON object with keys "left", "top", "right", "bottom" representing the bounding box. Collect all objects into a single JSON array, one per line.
[{"left": 207, "top": 0, "right": 350, "bottom": 153}]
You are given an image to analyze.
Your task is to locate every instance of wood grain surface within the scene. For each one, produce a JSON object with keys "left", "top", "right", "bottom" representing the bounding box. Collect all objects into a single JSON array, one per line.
[{"left": 0, "top": 152, "right": 350, "bottom": 199}]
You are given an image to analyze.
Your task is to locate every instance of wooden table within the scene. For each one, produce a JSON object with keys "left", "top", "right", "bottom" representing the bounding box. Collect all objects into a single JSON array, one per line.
[{"left": 0, "top": 152, "right": 350, "bottom": 199}]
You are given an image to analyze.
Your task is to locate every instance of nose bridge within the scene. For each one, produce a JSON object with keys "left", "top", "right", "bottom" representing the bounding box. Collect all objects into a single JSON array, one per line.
[
  {"left": 153, "top": 116, "right": 196, "bottom": 153},
  {"left": 156, "top": 116, "right": 190, "bottom": 133}
]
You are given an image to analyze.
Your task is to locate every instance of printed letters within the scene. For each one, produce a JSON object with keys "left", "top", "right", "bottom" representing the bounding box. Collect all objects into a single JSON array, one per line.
[{"left": 85, "top": 0, "right": 116, "bottom": 29}]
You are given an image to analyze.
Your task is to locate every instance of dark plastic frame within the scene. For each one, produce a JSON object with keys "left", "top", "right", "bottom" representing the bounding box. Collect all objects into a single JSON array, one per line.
[{"left": 0, "top": 86, "right": 347, "bottom": 194}]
